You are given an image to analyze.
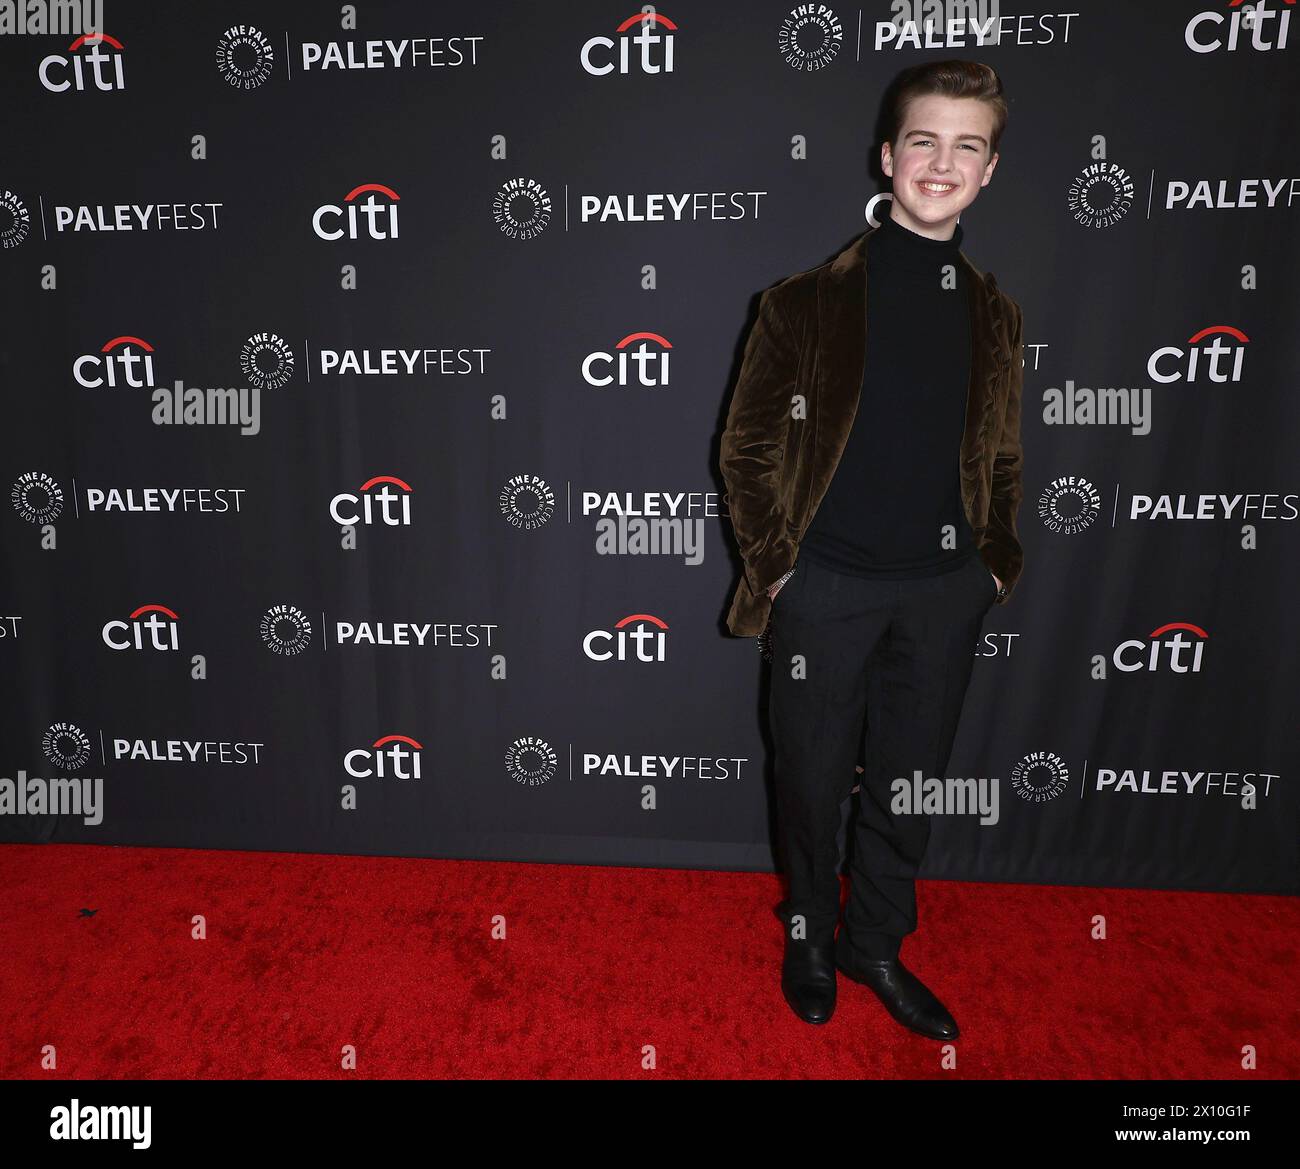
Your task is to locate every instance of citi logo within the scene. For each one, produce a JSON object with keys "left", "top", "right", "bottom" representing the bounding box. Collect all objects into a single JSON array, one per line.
[
  {"left": 73, "top": 335, "right": 157, "bottom": 389},
  {"left": 344, "top": 734, "right": 423, "bottom": 779},
  {"left": 1148, "top": 325, "right": 1248, "bottom": 383},
  {"left": 102, "top": 604, "right": 180, "bottom": 652},
  {"left": 581, "top": 11, "right": 677, "bottom": 75},
  {"left": 329, "top": 476, "right": 412, "bottom": 526},
  {"left": 582, "top": 331, "right": 673, "bottom": 388},
  {"left": 583, "top": 613, "right": 670, "bottom": 662},
  {"left": 40, "top": 32, "right": 125, "bottom": 92},
  {"left": 1186, "top": 0, "right": 1292, "bottom": 53},
  {"left": 1113, "top": 622, "right": 1209, "bottom": 674},
  {"left": 313, "top": 183, "right": 400, "bottom": 240}
]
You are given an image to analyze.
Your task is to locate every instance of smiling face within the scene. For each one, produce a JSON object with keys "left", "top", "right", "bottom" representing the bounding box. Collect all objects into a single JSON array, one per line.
[{"left": 881, "top": 93, "right": 999, "bottom": 240}]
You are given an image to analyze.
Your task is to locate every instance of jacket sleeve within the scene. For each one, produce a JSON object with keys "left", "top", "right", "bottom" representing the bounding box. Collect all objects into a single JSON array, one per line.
[
  {"left": 719, "top": 286, "right": 799, "bottom": 597},
  {"left": 985, "top": 298, "right": 1025, "bottom": 603}
]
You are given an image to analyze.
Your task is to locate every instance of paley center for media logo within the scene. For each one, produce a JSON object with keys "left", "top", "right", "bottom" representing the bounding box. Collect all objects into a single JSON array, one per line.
[
  {"left": 493, "top": 177, "right": 552, "bottom": 239},
  {"left": 2, "top": 721, "right": 102, "bottom": 826},
  {"left": 0, "top": 189, "right": 31, "bottom": 247},
  {"left": 779, "top": 5, "right": 845, "bottom": 71}
]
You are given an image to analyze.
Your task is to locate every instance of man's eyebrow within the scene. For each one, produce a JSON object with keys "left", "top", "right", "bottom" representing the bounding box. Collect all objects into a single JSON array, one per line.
[{"left": 904, "top": 129, "right": 988, "bottom": 145}]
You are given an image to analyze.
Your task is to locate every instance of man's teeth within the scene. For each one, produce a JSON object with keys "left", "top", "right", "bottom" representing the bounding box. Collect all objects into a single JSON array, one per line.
[{"left": 920, "top": 182, "right": 955, "bottom": 192}]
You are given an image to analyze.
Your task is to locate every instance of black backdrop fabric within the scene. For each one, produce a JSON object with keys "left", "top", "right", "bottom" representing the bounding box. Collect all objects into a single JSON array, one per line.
[{"left": 2, "top": 1, "right": 1297, "bottom": 895}]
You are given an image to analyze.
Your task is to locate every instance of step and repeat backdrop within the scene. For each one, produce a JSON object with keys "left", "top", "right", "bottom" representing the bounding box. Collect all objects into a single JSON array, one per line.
[{"left": 1, "top": 2, "right": 1296, "bottom": 893}]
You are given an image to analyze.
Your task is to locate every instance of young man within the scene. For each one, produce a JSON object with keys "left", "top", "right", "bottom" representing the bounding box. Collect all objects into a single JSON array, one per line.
[{"left": 719, "top": 61, "right": 1025, "bottom": 1037}]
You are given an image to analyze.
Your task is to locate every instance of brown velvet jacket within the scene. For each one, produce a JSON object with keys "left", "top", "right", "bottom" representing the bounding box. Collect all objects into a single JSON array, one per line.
[{"left": 719, "top": 224, "right": 1025, "bottom": 637}]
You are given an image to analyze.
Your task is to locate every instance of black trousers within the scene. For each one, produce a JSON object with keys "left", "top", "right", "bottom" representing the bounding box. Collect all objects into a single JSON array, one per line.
[{"left": 768, "top": 551, "right": 997, "bottom": 963}]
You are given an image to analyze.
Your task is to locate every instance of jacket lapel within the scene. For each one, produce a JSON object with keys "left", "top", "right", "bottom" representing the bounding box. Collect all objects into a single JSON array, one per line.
[{"left": 811, "top": 225, "right": 1008, "bottom": 525}]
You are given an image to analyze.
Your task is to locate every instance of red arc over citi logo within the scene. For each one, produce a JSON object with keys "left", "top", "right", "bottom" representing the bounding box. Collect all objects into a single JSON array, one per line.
[
  {"left": 1147, "top": 325, "right": 1249, "bottom": 384},
  {"left": 40, "top": 33, "right": 126, "bottom": 92},
  {"left": 74, "top": 335, "right": 157, "bottom": 389},
  {"left": 102, "top": 604, "right": 181, "bottom": 651},
  {"left": 584, "top": 613, "right": 670, "bottom": 661},
  {"left": 313, "top": 183, "right": 401, "bottom": 240},
  {"left": 582, "top": 331, "right": 673, "bottom": 388},
  {"left": 329, "top": 476, "right": 413, "bottom": 526},
  {"left": 581, "top": 11, "right": 678, "bottom": 75},
  {"left": 1113, "top": 622, "right": 1210, "bottom": 674},
  {"left": 344, "top": 734, "right": 423, "bottom": 779}
]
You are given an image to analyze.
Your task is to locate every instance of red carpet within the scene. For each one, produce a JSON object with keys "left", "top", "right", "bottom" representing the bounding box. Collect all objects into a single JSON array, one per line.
[{"left": 1, "top": 844, "right": 1295, "bottom": 1079}]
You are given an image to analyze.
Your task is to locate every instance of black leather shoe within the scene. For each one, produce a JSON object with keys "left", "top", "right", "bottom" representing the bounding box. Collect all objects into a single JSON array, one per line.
[
  {"left": 781, "top": 938, "right": 837, "bottom": 1025},
  {"left": 835, "top": 954, "right": 959, "bottom": 1040}
]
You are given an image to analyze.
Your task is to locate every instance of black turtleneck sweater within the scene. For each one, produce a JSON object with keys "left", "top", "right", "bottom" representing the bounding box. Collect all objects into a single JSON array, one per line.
[{"left": 797, "top": 209, "right": 978, "bottom": 579}]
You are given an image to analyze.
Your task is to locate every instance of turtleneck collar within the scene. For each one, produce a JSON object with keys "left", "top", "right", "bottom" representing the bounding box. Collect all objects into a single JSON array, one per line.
[{"left": 869, "top": 208, "right": 964, "bottom": 275}]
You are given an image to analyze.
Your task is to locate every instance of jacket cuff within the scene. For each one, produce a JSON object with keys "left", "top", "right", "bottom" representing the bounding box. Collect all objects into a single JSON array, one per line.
[{"left": 746, "top": 534, "right": 797, "bottom": 597}]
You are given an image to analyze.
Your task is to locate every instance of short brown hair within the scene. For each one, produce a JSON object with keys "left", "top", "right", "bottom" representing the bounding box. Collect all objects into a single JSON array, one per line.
[{"left": 883, "top": 60, "right": 1008, "bottom": 159}]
